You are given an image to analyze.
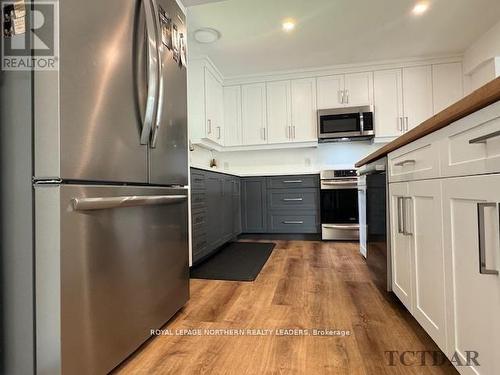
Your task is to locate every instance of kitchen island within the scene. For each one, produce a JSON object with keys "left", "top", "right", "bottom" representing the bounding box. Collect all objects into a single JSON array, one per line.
[
  {"left": 356, "top": 76, "right": 500, "bottom": 168},
  {"left": 356, "top": 76, "right": 500, "bottom": 375}
]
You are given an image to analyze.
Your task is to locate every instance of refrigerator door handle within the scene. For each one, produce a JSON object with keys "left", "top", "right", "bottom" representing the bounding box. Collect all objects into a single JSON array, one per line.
[
  {"left": 72, "top": 195, "right": 187, "bottom": 211},
  {"left": 140, "top": 0, "right": 160, "bottom": 145},
  {"left": 149, "top": 0, "right": 163, "bottom": 149}
]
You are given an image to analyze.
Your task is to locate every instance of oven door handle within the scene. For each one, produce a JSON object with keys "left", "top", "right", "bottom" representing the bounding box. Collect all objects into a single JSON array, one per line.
[
  {"left": 322, "top": 224, "right": 360, "bottom": 230},
  {"left": 321, "top": 180, "right": 358, "bottom": 185}
]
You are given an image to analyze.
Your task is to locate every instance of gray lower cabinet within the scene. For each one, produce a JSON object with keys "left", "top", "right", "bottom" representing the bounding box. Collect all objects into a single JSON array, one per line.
[
  {"left": 241, "top": 174, "right": 320, "bottom": 234},
  {"left": 191, "top": 168, "right": 241, "bottom": 264},
  {"left": 241, "top": 177, "right": 267, "bottom": 233}
]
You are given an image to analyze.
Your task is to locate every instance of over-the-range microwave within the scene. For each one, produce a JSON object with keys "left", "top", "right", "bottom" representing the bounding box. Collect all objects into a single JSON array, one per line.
[{"left": 317, "top": 105, "right": 375, "bottom": 142}]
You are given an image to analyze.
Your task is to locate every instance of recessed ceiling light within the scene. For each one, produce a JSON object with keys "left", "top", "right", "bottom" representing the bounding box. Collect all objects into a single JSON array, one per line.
[
  {"left": 193, "top": 28, "right": 221, "bottom": 44},
  {"left": 412, "top": 1, "right": 430, "bottom": 15},
  {"left": 282, "top": 19, "right": 295, "bottom": 32}
]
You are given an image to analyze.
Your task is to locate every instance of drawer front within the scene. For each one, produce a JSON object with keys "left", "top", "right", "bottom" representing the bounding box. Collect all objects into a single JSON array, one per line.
[
  {"left": 190, "top": 170, "right": 206, "bottom": 191},
  {"left": 440, "top": 100, "right": 500, "bottom": 178},
  {"left": 267, "top": 175, "right": 319, "bottom": 189},
  {"left": 191, "top": 191, "right": 206, "bottom": 209},
  {"left": 268, "top": 211, "right": 319, "bottom": 233},
  {"left": 388, "top": 139, "right": 440, "bottom": 183},
  {"left": 268, "top": 188, "right": 319, "bottom": 210}
]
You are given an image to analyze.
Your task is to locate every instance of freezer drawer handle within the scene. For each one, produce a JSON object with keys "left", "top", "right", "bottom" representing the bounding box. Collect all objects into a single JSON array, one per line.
[
  {"left": 282, "top": 198, "right": 303, "bottom": 201},
  {"left": 476, "top": 202, "right": 500, "bottom": 275},
  {"left": 282, "top": 221, "right": 304, "bottom": 225},
  {"left": 72, "top": 195, "right": 187, "bottom": 211}
]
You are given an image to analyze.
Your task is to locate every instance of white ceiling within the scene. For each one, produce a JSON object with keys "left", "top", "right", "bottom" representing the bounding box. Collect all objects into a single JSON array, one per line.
[{"left": 186, "top": 0, "right": 500, "bottom": 77}]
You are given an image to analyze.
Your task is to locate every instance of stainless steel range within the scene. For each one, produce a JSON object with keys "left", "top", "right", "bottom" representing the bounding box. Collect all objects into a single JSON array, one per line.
[{"left": 320, "top": 169, "right": 360, "bottom": 240}]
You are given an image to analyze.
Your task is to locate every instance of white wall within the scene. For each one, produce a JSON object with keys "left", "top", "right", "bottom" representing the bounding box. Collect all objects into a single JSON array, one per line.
[
  {"left": 190, "top": 142, "right": 382, "bottom": 175},
  {"left": 463, "top": 18, "right": 500, "bottom": 92}
]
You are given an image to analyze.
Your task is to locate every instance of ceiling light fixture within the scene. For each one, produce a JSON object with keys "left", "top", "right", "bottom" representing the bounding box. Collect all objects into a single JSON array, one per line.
[
  {"left": 412, "top": 1, "right": 430, "bottom": 15},
  {"left": 282, "top": 19, "right": 295, "bottom": 32},
  {"left": 193, "top": 28, "right": 221, "bottom": 44}
]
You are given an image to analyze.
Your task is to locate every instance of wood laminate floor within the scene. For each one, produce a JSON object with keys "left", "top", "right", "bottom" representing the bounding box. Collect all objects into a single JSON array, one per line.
[{"left": 114, "top": 240, "right": 458, "bottom": 375}]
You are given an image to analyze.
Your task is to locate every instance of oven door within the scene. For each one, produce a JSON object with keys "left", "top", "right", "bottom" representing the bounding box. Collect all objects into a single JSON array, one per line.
[
  {"left": 318, "top": 110, "right": 362, "bottom": 139},
  {"left": 320, "top": 181, "right": 359, "bottom": 240}
]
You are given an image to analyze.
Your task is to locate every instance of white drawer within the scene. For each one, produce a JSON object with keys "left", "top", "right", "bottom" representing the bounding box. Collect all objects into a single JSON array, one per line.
[
  {"left": 439, "top": 101, "right": 500, "bottom": 178},
  {"left": 388, "top": 136, "right": 440, "bottom": 183}
]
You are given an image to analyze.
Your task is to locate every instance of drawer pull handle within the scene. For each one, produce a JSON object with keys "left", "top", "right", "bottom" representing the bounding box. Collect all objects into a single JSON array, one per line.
[
  {"left": 394, "top": 159, "right": 416, "bottom": 167},
  {"left": 469, "top": 130, "right": 500, "bottom": 144},
  {"left": 477, "top": 202, "right": 500, "bottom": 275},
  {"left": 283, "top": 180, "right": 303, "bottom": 183},
  {"left": 282, "top": 221, "right": 304, "bottom": 224},
  {"left": 282, "top": 198, "right": 303, "bottom": 201}
]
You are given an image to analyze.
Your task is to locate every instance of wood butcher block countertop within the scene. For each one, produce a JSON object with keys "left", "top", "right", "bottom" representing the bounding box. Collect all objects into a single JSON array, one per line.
[{"left": 355, "top": 76, "right": 500, "bottom": 167}]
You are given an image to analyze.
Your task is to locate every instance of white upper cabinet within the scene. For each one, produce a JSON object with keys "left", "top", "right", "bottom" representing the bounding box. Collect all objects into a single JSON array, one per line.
[
  {"left": 432, "top": 62, "right": 464, "bottom": 114},
  {"left": 291, "top": 78, "right": 317, "bottom": 142},
  {"left": 316, "top": 74, "right": 344, "bottom": 109},
  {"left": 187, "top": 58, "right": 225, "bottom": 146},
  {"left": 402, "top": 66, "right": 434, "bottom": 131},
  {"left": 373, "top": 69, "right": 404, "bottom": 139},
  {"left": 241, "top": 83, "right": 267, "bottom": 145},
  {"left": 266, "top": 80, "right": 292, "bottom": 144},
  {"left": 344, "top": 72, "right": 373, "bottom": 106},
  {"left": 317, "top": 72, "right": 373, "bottom": 109},
  {"left": 223, "top": 86, "right": 242, "bottom": 146}
]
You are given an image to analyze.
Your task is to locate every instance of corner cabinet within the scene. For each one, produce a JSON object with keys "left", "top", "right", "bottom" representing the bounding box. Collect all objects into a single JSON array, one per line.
[
  {"left": 223, "top": 85, "right": 243, "bottom": 146},
  {"left": 387, "top": 100, "right": 500, "bottom": 375}
]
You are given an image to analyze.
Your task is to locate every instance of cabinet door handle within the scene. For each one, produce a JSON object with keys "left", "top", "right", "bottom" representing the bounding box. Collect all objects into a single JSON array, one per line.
[
  {"left": 207, "top": 119, "right": 212, "bottom": 134},
  {"left": 283, "top": 198, "right": 303, "bottom": 201},
  {"left": 261, "top": 127, "right": 266, "bottom": 140},
  {"left": 404, "top": 117, "right": 409, "bottom": 132},
  {"left": 477, "top": 202, "right": 500, "bottom": 275},
  {"left": 338, "top": 90, "right": 343, "bottom": 104},
  {"left": 469, "top": 130, "right": 500, "bottom": 144},
  {"left": 403, "top": 197, "right": 413, "bottom": 236},
  {"left": 398, "top": 117, "right": 403, "bottom": 132},
  {"left": 283, "top": 180, "right": 303, "bottom": 183},
  {"left": 217, "top": 126, "right": 221, "bottom": 140},
  {"left": 397, "top": 197, "right": 404, "bottom": 234},
  {"left": 394, "top": 159, "right": 416, "bottom": 167},
  {"left": 282, "top": 221, "right": 304, "bottom": 224},
  {"left": 345, "top": 90, "right": 349, "bottom": 104},
  {"left": 292, "top": 126, "right": 296, "bottom": 139}
]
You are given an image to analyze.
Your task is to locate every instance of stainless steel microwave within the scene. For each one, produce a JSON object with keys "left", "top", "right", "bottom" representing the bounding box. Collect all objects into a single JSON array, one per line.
[{"left": 317, "top": 105, "right": 375, "bottom": 141}]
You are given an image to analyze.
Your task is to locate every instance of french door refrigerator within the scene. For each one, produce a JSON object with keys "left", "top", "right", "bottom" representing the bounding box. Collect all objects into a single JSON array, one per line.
[{"left": 1, "top": 0, "right": 189, "bottom": 374}]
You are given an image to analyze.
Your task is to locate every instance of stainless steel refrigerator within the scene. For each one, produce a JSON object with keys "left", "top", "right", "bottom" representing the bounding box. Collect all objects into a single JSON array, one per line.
[{"left": 1, "top": 0, "right": 189, "bottom": 374}]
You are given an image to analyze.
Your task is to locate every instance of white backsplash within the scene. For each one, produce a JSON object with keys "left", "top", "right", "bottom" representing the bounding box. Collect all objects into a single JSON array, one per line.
[{"left": 189, "top": 142, "right": 383, "bottom": 176}]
